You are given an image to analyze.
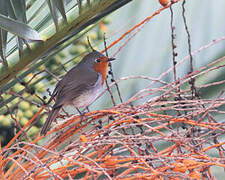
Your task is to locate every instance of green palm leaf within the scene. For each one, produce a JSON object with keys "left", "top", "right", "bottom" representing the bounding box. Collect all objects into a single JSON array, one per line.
[{"left": 0, "top": 0, "right": 132, "bottom": 86}]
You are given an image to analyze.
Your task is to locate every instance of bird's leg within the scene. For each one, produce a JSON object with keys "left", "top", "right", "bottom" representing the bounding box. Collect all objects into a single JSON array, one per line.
[
  {"left": 76, "top": 108, "right": 85, "bottom": 122},
  {"left": 61, "top": 107, "right": 70, "bottom": 118},
  {"left": 86, "top": 107, "right": 90, "bottom": 112},
  {"left": 76, "top": 108, "right": 84, "bottom": 115}
]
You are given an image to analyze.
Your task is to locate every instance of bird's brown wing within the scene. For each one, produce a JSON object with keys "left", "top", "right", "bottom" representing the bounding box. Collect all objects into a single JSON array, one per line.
[
  {"left": 40, "top": 67, "right": 99, "bottom": 134},
  {"left": 54, "top": 66, "right": 99, "bottom": 107}
]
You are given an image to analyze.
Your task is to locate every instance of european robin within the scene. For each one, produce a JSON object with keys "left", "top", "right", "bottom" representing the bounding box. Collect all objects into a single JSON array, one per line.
[{"left": 41, "top": 50, "right": 115, "bottom": 134}]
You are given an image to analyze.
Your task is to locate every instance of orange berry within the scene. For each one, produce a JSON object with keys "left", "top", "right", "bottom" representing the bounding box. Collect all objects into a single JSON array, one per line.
[
  {"left": 159, "top": 0, "right": 170, "bottom": 6},
  {"left": 80, "top": 135, "right": 87, "bottom": 142}
]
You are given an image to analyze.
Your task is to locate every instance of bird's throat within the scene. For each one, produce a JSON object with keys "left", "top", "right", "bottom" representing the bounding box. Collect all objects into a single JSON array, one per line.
[{"left": 93, "top": 62, "right": 109, "bottom": 85}]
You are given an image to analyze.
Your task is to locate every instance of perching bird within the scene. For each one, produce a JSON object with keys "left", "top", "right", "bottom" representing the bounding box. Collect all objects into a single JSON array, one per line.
[{"left": 41, "top": 50, "right": 115, "bottom": 134}]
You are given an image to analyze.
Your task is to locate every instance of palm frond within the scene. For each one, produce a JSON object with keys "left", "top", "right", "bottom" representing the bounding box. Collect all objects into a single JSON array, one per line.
[{"left": 0, "top": 0, "right": 132, "bottom": 87}]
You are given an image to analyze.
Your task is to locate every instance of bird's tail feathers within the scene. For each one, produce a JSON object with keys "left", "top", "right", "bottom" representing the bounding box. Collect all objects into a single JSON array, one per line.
[{"left": 40, "top": 106, "right": 61, "bottom": 135}]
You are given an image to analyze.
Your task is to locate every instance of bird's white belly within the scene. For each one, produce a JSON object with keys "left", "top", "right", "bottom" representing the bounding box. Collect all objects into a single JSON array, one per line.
[
  {"left": 72, "top": 75, "right": 102, "bottom": 108},
  {"left": 72, "top": 86, "right": 102, "bottom": 108}
]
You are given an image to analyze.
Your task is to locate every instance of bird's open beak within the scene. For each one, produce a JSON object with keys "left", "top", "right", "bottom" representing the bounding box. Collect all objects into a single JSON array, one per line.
[{"left": 107, "top": 57, "right": 116, "bottom": 62}]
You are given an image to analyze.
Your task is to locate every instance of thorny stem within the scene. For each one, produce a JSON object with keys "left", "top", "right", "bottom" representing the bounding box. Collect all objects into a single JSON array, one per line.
[
  {"left": 103, "top": 35, "right": 116, "bottom": 106},
  {"left": 182, "top": 0, "right": 196, "bottom": 99}
]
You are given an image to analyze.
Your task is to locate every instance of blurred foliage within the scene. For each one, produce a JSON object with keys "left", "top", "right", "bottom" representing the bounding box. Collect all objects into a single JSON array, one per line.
[{"left": 0, "top": 0, "right": 112, "bottom": 145}]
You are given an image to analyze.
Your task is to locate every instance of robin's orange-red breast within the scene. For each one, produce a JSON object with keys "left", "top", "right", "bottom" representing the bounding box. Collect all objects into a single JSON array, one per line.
[{"left": 41, "top": 50, "right": 115, "bottom": 134}]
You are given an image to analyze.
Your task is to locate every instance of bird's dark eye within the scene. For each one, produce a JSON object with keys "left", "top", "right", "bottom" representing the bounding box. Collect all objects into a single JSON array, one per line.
[{"left": 95, "top": 59, "right": 101, "bottom": 63}]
